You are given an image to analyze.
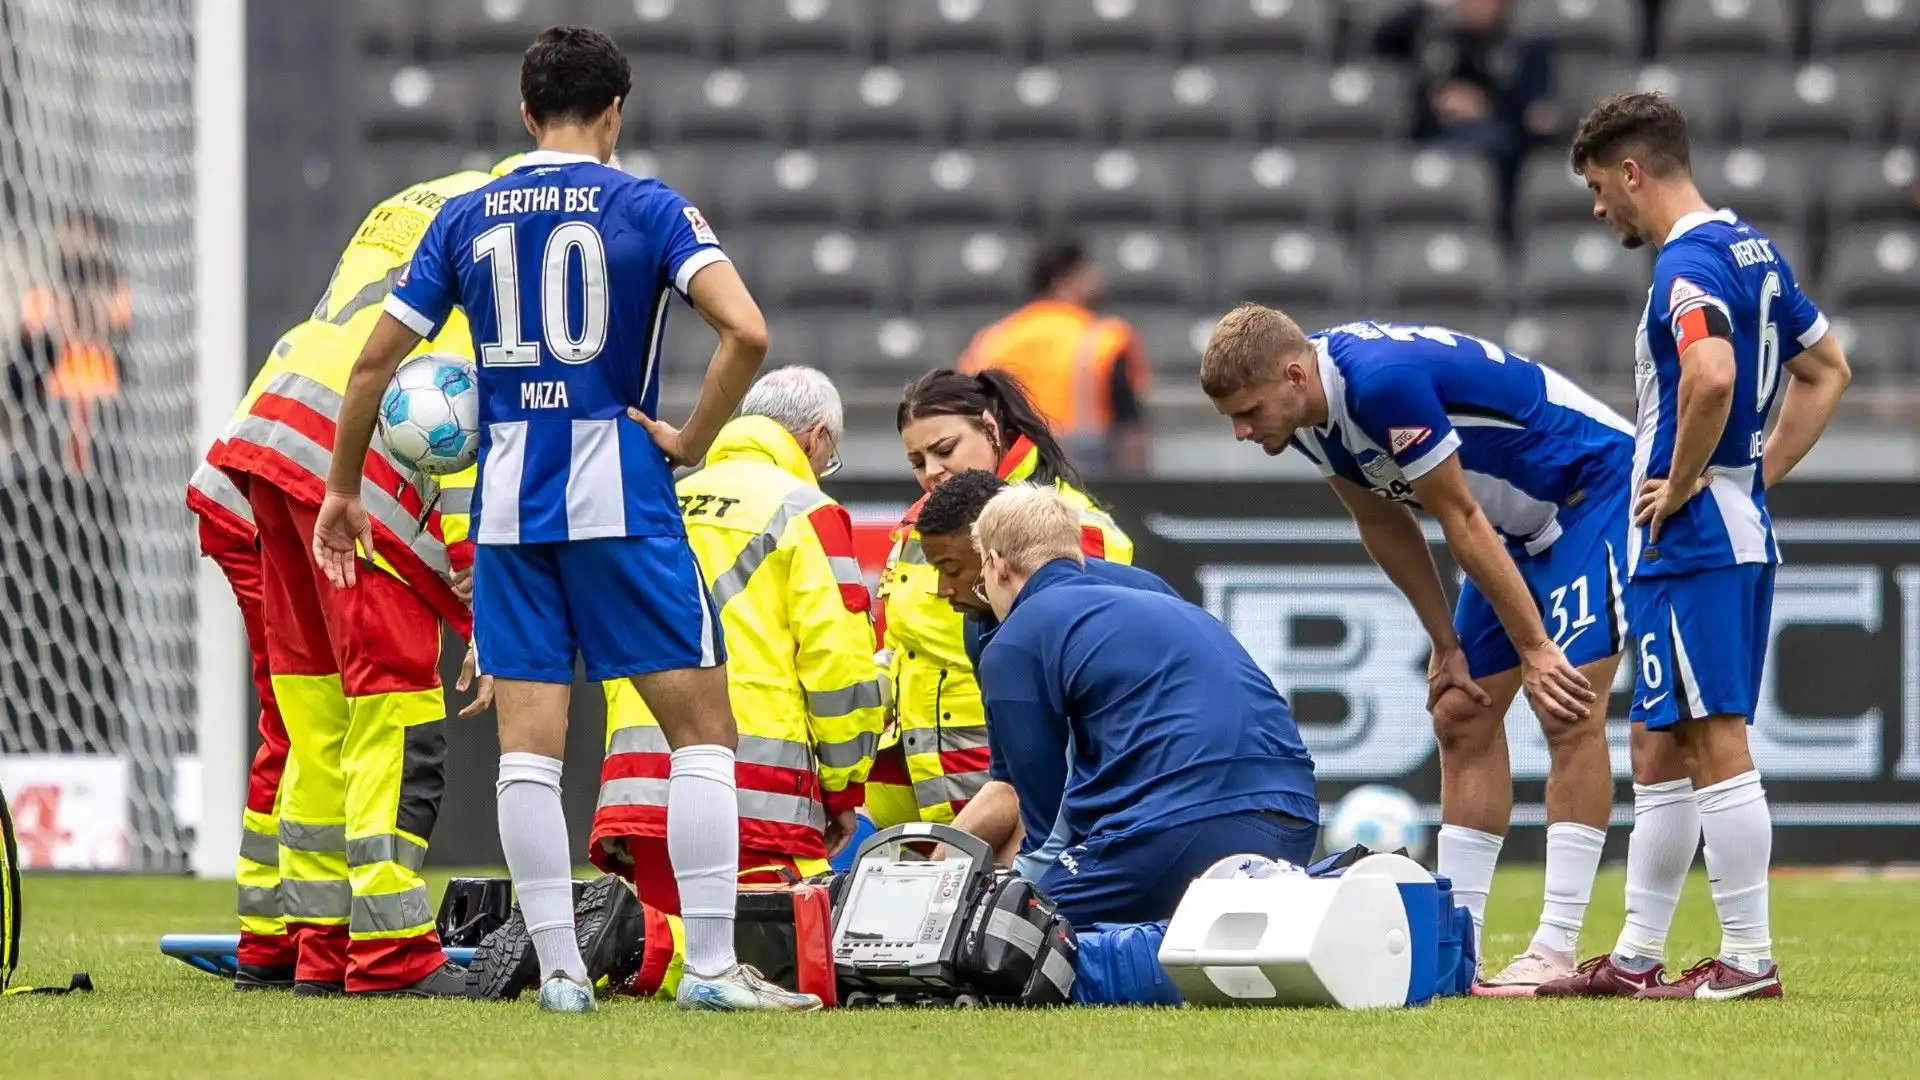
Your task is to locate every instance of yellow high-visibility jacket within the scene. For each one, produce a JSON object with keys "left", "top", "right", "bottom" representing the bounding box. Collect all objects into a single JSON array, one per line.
[
  {"left": 867, "top": 436, "right": 1132, "bottom": 827},
  {"left": 207, "top": 170, "right": 490, "bottom": 635},
  {"left": 595, "top": 416, "right": 885, "bottom": 860}
]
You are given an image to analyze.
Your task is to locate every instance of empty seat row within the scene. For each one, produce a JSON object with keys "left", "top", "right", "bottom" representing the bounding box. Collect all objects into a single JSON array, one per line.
[
  {"left": 582, "top": 222, "right": 1920, "bottom": 320},
  {"left": 1570, "top": 61, "right": 1920, "bottom": 147}
]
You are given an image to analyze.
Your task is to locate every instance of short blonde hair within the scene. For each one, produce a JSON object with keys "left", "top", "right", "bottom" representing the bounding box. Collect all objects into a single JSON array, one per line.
[
  {"left": 971, "top": 483, "right": 1084, "bottom": 577},
  {"left": 1200, "top": 303, "right": 1312, "bottom": 399}
]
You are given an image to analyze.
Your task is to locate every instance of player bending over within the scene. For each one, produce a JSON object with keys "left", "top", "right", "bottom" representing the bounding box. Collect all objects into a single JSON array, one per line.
[
  {"left": 1538, "top": 92, "right": 1850, "bottom": 1001},
  {"left": 315, "top": 26, "right": 816, "bottom": 1013},
  {"left": 1203, "top": 305, "right": 1620, "bottom": 994}
]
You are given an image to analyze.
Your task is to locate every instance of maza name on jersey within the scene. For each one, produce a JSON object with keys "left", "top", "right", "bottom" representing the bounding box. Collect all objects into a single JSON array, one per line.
[
  {"left": 521, "top": 380, "right": 570, "bottom": 409},
  {"left": 482, "top": 185, "right": 602, "bottom": 217}
]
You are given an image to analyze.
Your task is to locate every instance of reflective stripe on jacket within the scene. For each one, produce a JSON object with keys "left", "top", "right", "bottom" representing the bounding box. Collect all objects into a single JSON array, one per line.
[
  {"left": 873, "top": 436, "right": 1132, "bottom": 823},
  {"left": 596, "top": 416, "right": 884, "bottom": 859}
]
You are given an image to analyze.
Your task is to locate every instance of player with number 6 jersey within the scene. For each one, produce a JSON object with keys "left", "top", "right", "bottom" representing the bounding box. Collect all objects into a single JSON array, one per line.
[
  {"left": 1536, "top": 91, "right": 1852, "bottom": 1003},
  {"left": 315, "top": 26, "right": 819, "bottom": 1014},
  {"left": 1201, "top": 305, "right": 1622, "bottom": 995}
]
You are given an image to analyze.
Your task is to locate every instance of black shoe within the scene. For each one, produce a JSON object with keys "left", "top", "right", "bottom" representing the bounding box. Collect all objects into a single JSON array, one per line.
[
  {"left": 234, "top": 963, "right": 296, "bottom": 992},
  {"left": 467, "top": 905, "right": 539, "bottom": 1000},
  {"left": 466, "top": 876, "right": 648, "bottom": 1001},
  {"left": 575, "top": 874, "right": 648, "bottom": 989},
  {"left": 292, "top": 980, "right": 345, "bottom": 997},
  {"left": 353, "top": 960, "right": 473, "bottom": 999}
]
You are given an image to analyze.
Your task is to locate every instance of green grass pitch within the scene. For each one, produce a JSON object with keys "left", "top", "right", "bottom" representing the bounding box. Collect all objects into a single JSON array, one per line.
[{"left": 7, "top": 868, "right": 1919, "bottom": 1079}]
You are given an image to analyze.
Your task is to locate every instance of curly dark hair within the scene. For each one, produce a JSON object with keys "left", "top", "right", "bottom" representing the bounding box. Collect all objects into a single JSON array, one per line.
[
  {"left": 917, "top": 469, "right": 1008, "bottom": 539},
  {"left": 1569, "top": 91, "right": 1691, "bottom": 179},
  {"left": 521, "top": 25, "right": 631, "bottom": 127}
]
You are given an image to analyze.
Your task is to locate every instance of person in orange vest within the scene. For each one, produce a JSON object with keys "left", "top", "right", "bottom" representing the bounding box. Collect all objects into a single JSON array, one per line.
[
  {"left": 959, "top": 241, "right": 1151, "bottom": 477},
  {"left": 12, "top": 208, "right": 129, "bottom": 472}
]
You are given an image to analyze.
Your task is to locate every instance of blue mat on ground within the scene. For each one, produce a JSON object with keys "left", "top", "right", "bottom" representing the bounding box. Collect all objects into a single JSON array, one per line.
[{"left": 159, "top": 934, "right": 475, "bottom": 978}]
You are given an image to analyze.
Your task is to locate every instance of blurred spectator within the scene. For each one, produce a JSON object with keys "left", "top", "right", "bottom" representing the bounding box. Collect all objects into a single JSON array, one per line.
[
  {"left": 1373, "top": 0, "right": 1558, "bottom": 224},
  {"left": 8, "top": 208, "right": 127, "bottom": 471},
  {"left": 959, "top": 241, "right": 1152, "bottom": 478}
]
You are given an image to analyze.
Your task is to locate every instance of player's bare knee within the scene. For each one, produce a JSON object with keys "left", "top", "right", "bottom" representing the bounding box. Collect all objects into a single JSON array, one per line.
[
  {"left": 1431, "top": 691, "right": 1500, "bottom": 758},
  {"left": 630, "top": 665, "right": 740, "bottom": 750}
]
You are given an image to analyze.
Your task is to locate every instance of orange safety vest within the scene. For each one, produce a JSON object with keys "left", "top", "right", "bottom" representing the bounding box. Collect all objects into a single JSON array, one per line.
[{"left": 959, "top": 299, "right": 1143, "bottom": 436}]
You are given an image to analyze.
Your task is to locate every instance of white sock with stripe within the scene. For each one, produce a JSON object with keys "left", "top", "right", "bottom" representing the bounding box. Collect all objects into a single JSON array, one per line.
[
  {"left": 496, "top": 752, "right": 588, "bottom": 985},
  {"left": 669, "top": 744, "right": 740, "bottom": 978},
  {"left": 1696, "top": 770, "right": 1773, "bottom": 973}
]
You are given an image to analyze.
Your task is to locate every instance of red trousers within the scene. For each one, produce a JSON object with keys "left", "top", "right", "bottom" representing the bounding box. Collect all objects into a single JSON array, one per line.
[
  {"left": 600, "top": 835, "right": 825, "bottom": 916},
  {"left": 198, "top": 513, "right": 296, "bottom": 969},
  {"left": 250, "top": 482, "right": 449, "bottom": 991}
]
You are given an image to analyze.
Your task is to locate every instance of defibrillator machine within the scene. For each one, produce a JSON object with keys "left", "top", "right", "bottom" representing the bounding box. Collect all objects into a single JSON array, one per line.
[{"left": 831, "top": 823, "right": 1076, "bottom": 1006}]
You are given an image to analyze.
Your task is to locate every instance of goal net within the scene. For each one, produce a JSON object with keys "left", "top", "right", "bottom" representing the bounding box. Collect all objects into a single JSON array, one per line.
[{"left": 0, "top": 0, "right": 200, "bottom": 872}]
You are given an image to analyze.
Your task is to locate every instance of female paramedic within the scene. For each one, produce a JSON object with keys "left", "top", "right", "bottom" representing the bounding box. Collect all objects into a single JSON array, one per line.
[{"left": 865, "top": 368, "right": 1133, "bottom": 832}]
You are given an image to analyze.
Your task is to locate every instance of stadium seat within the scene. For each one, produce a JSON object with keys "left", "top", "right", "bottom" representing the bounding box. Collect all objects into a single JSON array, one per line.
[
  {"left": 1034, "top": 147, "right": 1182, "bottom": 228},
  {"left": 1758, "top": 226, "right": 1813, "bottom": 278},
  {"left": 1190, "top": 0, "right": 1337, "bottom": 59},
  {"left": 583, "top": 0, "right": 726, "bottom": 60},
  {"left": 907, "top": 228, "right": 1035, "bottom": 309},
  {"left": 1214, "top": 227, "right": 1359, "bottom": 310},
  {"left": 1656, "top": 0, "right": 1794, "bottom": 68},
  {"left": 732, "top": 0, "right": 877, "bottom": 61},
  {"left": 1275, "top": 63, "right": 1410, "bottom": 146},
  {"left": 456, "top": 56, "right": 528, "bottom": 140},
  {"left": 1824, "top": 313, "right": 1915, "bottom": 379},
  {"left": 1691, "top": 147, "right": 1811, "bottom": 236},
  {"left": 1086, "top": 228, "right": 1207, "bottom": 307},
  {"left": 357, "top": 0, "right": 418, "bottom": 56},
  {"left": 360, "top": 63, "right": 467, "bottom": 144},
  {"left": 1740, "top": 63, "right": 1884, "bottom": 151},
  {"left": 1116, "top": 64, "right": 1266, "bottom": 144},
  {"left": 1123, "top": 308, "right": 1218, "bottom": 378},
  {"left": 876, "top": 148, "right": 1025, "bottom": 225},
  {"left": 1824, "top": 147, "right": 1920, "bottom": 232},
  {"left": 1353, "top": 148, "right": 1499, "bottom": 234},
  {"left": 1511, "top": 0, "right": 1641, "bottom": 64},
  {"left": 1386, "top": 307, "right": 1511, "bottom": 344},
  {"left": 1821, "top": 225, "right": 1920, "bottom": 310},
  {"left": 1809, "top": 0, "right": 1920, "bottom": 74},
  {"left": 1501, "top": 312, "right": 1602, "bottom": 379},
  {"left": 803, "top": 63, "right": 951, "bottom": 143},
  {"left": 421, "top": 0, "right": 550, "bottom": 56},
  {"left": 886, "top": 0, "right": 1027, "bottom": 61},
  {"left": 825, "top": 313, "right": 972, "bottom": 385},
  {"left": 1038, "top": 0, "right": 1184, "bottom": 60},
  {"left": 961, "top": 65, "right": 1109, "bottom": 143},
  {"left": 1191, "top": 145, "right": 1343, "bottom": 227},
  {"left": 718, "top": 148, "right": 868, "bottom": 226},
  {"left": 1518, "top": 225, "right": 1648, "bottom": 312},
  {"left": 1575, "top": 65, "right": 1733, "bottom": 146},
  {"left": 758, "top": 229, "right": 901, "bottom": 310},
  {"left": 649, "top": 66, "right": 796, "bottom": 144},
  {"left": 1515, "top": 150, "right": 1598, "bottom": 232},
  {"left": 1372, "top": 228, "right": 1507, "bottom": 309},
  {"left": 1896, "top": 78, "right": 1920, "bottom": 144}
]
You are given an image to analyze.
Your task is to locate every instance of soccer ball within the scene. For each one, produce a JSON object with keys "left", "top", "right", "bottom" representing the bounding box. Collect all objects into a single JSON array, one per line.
[
  {"left": 1324, "top": 784, "right": 1428, "bottom": 862},
  {"left": 378, "top": 353, "right": 479, "bottom": 476},
  {"left": 1202, "top": 854, "right": 1307, "bottom": 880}
]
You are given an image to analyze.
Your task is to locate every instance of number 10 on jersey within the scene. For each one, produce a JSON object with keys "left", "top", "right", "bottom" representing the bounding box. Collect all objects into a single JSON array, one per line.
[{"left": 472, "top": 221, "right": 610, "bottom": 366}]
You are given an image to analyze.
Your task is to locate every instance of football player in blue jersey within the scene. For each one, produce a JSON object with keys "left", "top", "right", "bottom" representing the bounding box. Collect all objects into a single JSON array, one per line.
[
  {"left": 313, "top": 26, "right": 820, "bottom": 1014},
  {"left": 1202, "top": 303, "right": 1625, "bottom": 995},
  {"left": 1537, "top": 92, "right": 1852, "bottom": 1002}
]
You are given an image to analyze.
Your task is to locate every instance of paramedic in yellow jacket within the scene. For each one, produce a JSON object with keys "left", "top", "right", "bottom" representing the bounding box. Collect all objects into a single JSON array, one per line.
[
  {"left": 208, "top": 168, "right": 496, "bottom": 997},
  {"left": 592, "top": 366, "right": 884, "bottom": 913},
  {"left": 868, "top": 368, "right": 1133, "bottom": 829}
]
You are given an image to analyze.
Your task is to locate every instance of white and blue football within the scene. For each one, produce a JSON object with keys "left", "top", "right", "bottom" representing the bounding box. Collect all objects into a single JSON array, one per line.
[
  {"left": 378, "top": 353, "right": 479, "bottom": 476},
  {"left": 1325, "top": 784, "right": 1429, "bottom": 862}
]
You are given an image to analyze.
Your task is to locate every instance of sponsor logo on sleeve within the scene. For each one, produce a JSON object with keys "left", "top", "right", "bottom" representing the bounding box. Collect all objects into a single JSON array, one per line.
[
  {"left": 683, "top": 206, "right": 719, "bottom": 245},
  {"left": 1667, "top": 275, "right": 1712, "bottom": 316},
  {"left": 1388, "top": 426, "right": 1431, "bottom": 456}
]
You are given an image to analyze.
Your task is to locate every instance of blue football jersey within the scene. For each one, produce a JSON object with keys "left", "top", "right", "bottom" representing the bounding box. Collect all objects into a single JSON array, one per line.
[
  {"left": 386, "top": 150, "right": 730, "bottom": 545},
  {"left": 1632, "top": 209, "right": 1827, "bottom": 578},
  {"left": 1292, "top": 322, "right": 1636, "bottom": 555}
]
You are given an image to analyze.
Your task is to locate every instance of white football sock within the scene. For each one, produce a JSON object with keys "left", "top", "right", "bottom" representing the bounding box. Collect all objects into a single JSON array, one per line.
[
  {"left": 1531, "top": 821, "right": 1607, "bottom": 956},
  {"left": 1614, "top": 779, "right": 1700, "bottom": 967},
  {"left": 496, "top": 752, "right": 587, "bottom": 984},
  {"left": 1437, "top": 824, "right": 1504, "bottom": 956},
  {"left": 1696, "top": 770, "right": 1773, "bottom": 971},
  {"left": 669, "top": 744, "right": 740, "bottom": 978}
]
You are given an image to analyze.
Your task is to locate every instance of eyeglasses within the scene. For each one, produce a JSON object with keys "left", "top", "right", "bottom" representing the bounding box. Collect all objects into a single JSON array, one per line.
[{"left": 819, "top": 432, "right": 842, "bottom": 478}]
